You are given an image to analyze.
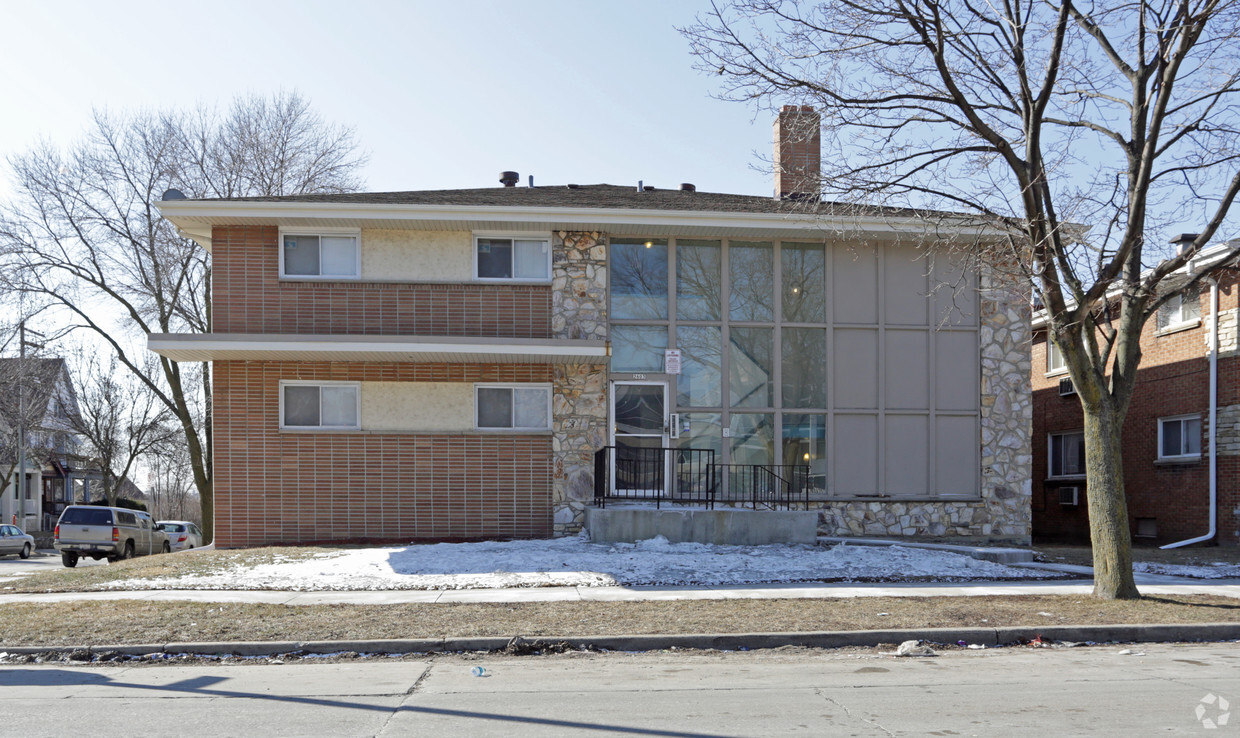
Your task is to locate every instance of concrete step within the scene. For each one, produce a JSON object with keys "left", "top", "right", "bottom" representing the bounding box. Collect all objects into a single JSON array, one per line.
[{"left": 818, "top": 536, "right": 1034, "bottom": 564}]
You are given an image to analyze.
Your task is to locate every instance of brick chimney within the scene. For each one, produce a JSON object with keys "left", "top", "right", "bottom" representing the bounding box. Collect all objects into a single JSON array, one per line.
[{"left": 773, "top": 105, "right": 821, "bottom": 200}]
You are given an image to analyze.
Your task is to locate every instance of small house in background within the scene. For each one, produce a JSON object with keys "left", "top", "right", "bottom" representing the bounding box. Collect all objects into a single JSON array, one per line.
[
  {"left": 0, "top": 357, "right": 96, "bottom": 531},
  {"left": 150, "top": 107, "right": 1034, "bottom": 549},
  {"left": 1032, "top": 243, "right": 1240, "bottom": 547}
]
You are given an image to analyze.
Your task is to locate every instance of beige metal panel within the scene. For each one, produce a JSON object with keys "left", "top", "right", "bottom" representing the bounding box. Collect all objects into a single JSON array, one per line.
[
  {"left": 933, "top": 255, "right": 978, "bottom": 327},
  {"left": 884, "top": 329, "right": 929, "bottom": 409},
  {"left": 834, "top": 414, "right": 878, "bottom": 494},
  {"left": 361, "top": 229, "right": 472, "bottom": 281},
  {"left": 885, "top": 414, "right": 929, "bottom": 495},
  {"left": 935, "top": 331, "right": 979, "bottom": 411},
  {"left": 883, "top": 244, "right": 929, "bottom": 325},
  {"left": 833, "top": 328, "right": 879, "bottom": 408},
  {"left": 935, "top": 415, "right": 979, "bottom": 494},
  {"left": 832, "top": 244, "right": 878, "bottom": 323},
  {"left": 360, "top": 382, "right": 474, "bottom": 432}
]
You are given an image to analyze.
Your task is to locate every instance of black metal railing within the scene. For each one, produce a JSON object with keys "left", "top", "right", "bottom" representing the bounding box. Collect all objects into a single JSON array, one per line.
[
  {"left": 593, "top": 446, "right": 810, "bottom": 511},
  {"left": 593, "top": 446, "right": 716, "bottom": 509}
]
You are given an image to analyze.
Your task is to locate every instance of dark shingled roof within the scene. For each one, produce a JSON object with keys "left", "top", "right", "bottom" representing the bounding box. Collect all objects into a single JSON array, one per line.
[{"left": 186, "top": 184, "right": 933, "bottom": 218}]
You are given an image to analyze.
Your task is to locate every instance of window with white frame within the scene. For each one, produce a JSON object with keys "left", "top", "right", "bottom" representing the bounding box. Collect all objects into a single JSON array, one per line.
[
  {"left": 476, "top": 385, "right": 551, "bottom": 430},
  {"left": 1049, "top": 430, "right": 1085, "bottom": 478},
  {"left": 1156, "top": 286, "right": 1201, "bottom": 331},
  {"left": 475, "top": 237, "right": 551, "bottom": 280},
  {"left": 1046, "top": 338, "right": 1067, "bottom": 374},
  {"left": 1158, "top": 414, "right": 1202, "bottom": 460},
  {"left": 280, "top": 382, "right": 360, "bottom": 429},
  {"left": 281, "top": 231, "right": 360, "bottom": 278}
]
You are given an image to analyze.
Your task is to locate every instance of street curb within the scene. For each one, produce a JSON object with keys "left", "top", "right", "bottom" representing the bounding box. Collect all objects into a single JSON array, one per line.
[{"left": 3, "top": 623, "right": 1239, "bottom": 658}]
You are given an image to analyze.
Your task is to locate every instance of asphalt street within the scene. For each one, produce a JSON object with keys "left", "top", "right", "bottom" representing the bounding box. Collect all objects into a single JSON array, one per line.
[{"left": 0, "top": 642, "right": 1236, "bottom": 736}]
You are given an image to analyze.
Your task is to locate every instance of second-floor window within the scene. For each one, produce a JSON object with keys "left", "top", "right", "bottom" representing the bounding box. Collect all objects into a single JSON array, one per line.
[
  {"left": 1046, "top": 338, "right": 1067, "bottom": 375},
  {"left": 476, "top": 385, "right": 551, "bottom": 430},
  {"left": 281, "top": 381, "right": 360, "bottom": 430},
  {"left": 281, "top": 232, "right": 360, "bottom": 278},
  {"left": 1157, "top": 286, "right": 1201, "bottom": 331},
  {"left": 475, "top": 237, "right": 551, "bottom": 280},
  {"left": 1049, "top": 430, "right": 1085, "bottom": 478}
]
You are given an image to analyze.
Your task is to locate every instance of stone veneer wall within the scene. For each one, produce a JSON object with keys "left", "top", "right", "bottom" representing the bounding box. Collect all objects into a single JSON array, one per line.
[
  {"left": 813, "top": 266, "right": 1034, "bottom": 543},
  {"left": 550, "top": 232, "right": 609, "bottom": 534}
]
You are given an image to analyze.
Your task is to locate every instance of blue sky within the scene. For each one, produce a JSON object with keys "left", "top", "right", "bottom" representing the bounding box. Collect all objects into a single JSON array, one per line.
[{"left": 0, "top": 0, "right": 775, "bottom": 197}]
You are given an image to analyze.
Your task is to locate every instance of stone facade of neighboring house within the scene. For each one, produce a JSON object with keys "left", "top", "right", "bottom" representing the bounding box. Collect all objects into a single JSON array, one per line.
[{"left": 151, "top": 108, "right": 1034, "bottom": 548}]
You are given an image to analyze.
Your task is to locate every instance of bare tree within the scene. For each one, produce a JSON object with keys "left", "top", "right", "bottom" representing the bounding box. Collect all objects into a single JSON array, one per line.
[
  {"left": 145, "top": 436, "right": 199, "bottom": 524},
  {"left": 683, "top": 0, "right": 1240, "bottom": 598},
  {"left": 68, "top": 350, "right": 174, "bottom": 508},
  {"left": 0, "top": 91, "right": 367, "bottom": 543}
]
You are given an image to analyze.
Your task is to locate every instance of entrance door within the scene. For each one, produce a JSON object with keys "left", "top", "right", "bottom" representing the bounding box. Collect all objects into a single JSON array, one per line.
[{"left": 610, "top": 382, "right": 670, "bottom": 497}]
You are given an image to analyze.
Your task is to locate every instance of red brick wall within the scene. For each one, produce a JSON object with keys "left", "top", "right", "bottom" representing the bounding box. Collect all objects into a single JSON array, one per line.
[
  {"left": 213, "top": 361, "right": 555, "bottom": 548},
  {"left": 212, "top": 226, "right": 552, "bottom": 338},
  {"left": 1032, "top": 274, "right": 1240, "bottom": 546}
]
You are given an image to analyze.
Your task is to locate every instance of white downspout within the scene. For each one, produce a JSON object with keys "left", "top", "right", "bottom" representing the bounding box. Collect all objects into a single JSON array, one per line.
[{"left": 1162, "top": 276, "right": 1219, "bottom": 549}]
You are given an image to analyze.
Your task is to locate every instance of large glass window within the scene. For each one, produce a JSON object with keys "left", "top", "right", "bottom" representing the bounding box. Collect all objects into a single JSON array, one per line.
[
  {"left": 782, "top": 242, "right": 826, "bottom": 322},
  {"left": 782, "top": 327, "right": 826, "bottom": 408},
  {"left": 612, "top": 238, "right": 668, "bottom": 319},
  {"left": 729, "top": 327, "right": 773, "bottom": 408},
  {"left": 677, "top": 240, "right": 722, "bottom": 320},
  {"left": 676, "top": 326, "right": 722, "bottom": 407},
  {"left": 730, "top": 413, "right": 774, "bottom": 465},
  {"left": 782, "top": 414, "right": 827, "bottom": 495},
  {"left": 729, "top": 242, "right": 774, "bottom": 321},
  {"left": 612, "top": 325, "right": 668, "bottom": 372}
]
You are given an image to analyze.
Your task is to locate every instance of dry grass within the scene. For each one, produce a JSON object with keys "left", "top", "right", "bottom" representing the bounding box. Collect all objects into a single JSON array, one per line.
[
  {"left": 1036, "top": 544, "right": 1240, "bottom": 568},
  {"left": 0, "top": 595, "right": 1237, "bottom": 647},
  {"left": 4, "top": 547, "right": 344, "bottom": 593}
]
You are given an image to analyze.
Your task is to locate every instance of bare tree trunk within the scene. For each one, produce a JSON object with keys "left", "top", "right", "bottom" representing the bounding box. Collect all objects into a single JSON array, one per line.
[{"left": 1083, "top": 406, "right": 1139, "bottom": 600}]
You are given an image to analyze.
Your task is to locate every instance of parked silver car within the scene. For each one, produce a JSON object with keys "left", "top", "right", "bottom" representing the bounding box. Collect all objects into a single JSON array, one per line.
[
  {"left": 157, "top": 521, "right": 204, "bottom": 551},
  {"left": 54, "top": 506, "right": 170, "bottom": 567},
  {"left": 0, "top": 524, "right": 34, "bottom": 559}
]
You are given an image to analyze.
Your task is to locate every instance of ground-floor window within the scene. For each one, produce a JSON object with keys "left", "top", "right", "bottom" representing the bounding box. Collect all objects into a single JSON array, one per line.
[{"left": 1048, "top": 431, "right": 1086, "bottom": 478}]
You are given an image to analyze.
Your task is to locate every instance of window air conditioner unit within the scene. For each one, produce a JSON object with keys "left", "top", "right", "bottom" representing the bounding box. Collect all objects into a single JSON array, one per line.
[
  {"left": 1058, "top": 377, "right": 1076, "bottom": 396},
  {"left": 1058, "top": 486, "right": 1080, "bottom": 506}
]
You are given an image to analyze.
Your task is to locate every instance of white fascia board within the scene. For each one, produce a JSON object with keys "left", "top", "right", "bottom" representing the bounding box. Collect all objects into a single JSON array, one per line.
[
  {"left": 146, "top": 333, "right": 609, "bottom": 363},
  {"left": 1031, "top": 240, "right": 1240, "bottom": 330},
  {"left": 157, "top": 200, "right": 999, "bottom": 241}
]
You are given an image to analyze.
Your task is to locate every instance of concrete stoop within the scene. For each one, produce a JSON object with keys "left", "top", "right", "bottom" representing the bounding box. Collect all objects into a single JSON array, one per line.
[{"left": 586, "top": 506, "right": 818, "bottom": 545}]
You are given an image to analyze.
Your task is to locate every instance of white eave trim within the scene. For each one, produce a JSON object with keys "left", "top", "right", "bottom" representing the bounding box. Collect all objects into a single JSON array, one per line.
[
  {"left": 147, "top": 333, "right": 609, "bottom": 365},
  {"left": 158, "top": 199, "right": 1001, "bottom": 251}
]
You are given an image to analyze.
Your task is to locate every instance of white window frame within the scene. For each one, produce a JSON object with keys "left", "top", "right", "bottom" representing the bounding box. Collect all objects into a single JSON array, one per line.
[
  {"left": 1156, "top": 289, "right": 1201, "bottom": 334},
  {"left": 473, "top": 232, "right": 553, "bottom": 282},
  {"left": 1157, "top": 413, "right": 1202, "bottom": 461},
  {"left": 1048, "top": 430, "right": 1086, "bottom": 480},
  {"left": 278, "top": 227, "right": 362, "bottom": 280},
  {"left": 1045, "top": 338, "right": 1068, "bottom": 376},
  {"left": 278, "top": 380, "right": 362, "bottom": 431},
  {"left": 475, "top": 383, "right": 553, "bottom": 431}
]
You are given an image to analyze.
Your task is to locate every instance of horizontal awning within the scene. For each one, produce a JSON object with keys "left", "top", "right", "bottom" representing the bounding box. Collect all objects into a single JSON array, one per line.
[{"left": 147, "top": 333, "right": 609, "bottom": 364}]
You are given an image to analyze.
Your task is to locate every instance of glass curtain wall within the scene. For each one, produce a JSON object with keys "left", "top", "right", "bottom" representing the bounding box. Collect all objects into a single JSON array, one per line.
[{"left": 610, "top": 237, "right": 829, "bottom": 496}]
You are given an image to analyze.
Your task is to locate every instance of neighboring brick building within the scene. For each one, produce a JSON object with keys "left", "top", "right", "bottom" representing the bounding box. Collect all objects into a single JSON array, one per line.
[
  {"left": 150, "top": 108, "right": 1034, "bottom": 548},
  {"left": 1032, "top": 246, "right": 1240, "bottom": 547}
]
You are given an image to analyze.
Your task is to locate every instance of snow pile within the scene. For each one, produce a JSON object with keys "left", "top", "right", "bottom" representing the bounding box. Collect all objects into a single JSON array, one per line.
[
  {"left": 104, "top": 537, "right": 1049, "bottom": 591},
  {"left": 1133, "top": 561, "right": 1240, "bottom": 579}
]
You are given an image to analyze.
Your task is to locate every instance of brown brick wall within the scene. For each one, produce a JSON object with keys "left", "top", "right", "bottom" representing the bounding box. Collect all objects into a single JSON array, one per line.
[
  {"left": 212, "top": 226, "right": 552, "bottom": 338},
  {"left": 1032, "top": 273, "right": 1240, "bottom": 546},
  {"left": 213, "top": 361, "right": 554, "bottom": 548}
]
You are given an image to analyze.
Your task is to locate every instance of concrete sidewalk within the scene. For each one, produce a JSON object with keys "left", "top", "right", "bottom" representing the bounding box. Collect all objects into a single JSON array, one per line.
[{"left": 2, "top": 577, "right": 1240, "bottom": 606}]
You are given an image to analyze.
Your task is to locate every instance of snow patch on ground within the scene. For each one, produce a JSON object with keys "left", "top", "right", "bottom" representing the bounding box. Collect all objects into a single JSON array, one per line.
[
  {"left": 104, "top": 536, "right": 1051, "bottom": 591},
  {"left": 1133, "top": 561, "right": 1240, "bottom": 579}
]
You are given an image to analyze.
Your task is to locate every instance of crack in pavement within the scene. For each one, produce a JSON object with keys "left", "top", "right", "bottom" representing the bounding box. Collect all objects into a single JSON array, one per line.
[{"left": 816, "top": 687, "right": 894, "bottom": 737}]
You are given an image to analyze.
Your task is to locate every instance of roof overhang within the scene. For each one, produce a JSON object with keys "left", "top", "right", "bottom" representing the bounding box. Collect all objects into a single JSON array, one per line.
[
  {"left": 147, "top": 333, "right": 609, "bottom": 364},
  {"left": 157, "top": 200, "right": 1001, "bottom": 252}
]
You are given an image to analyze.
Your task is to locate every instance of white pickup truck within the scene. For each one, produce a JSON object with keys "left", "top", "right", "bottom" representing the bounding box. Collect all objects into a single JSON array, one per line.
[{"left": 54, "top": 505, "right": 170, "bottom": 567}]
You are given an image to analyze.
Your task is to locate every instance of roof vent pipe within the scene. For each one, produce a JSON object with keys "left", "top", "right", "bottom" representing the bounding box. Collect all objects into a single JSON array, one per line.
[
  {"left": 499, "top": 171, "right": 519, "bottom": 187},
  {"left": 680, "top": 183, "right": 696, "bottom": 192},
  {"left": 636, "top": 180, "right": 643, "bottom": 192},
  {"left": 528, "top": 175, "right": 534, "bottom": 187}
]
